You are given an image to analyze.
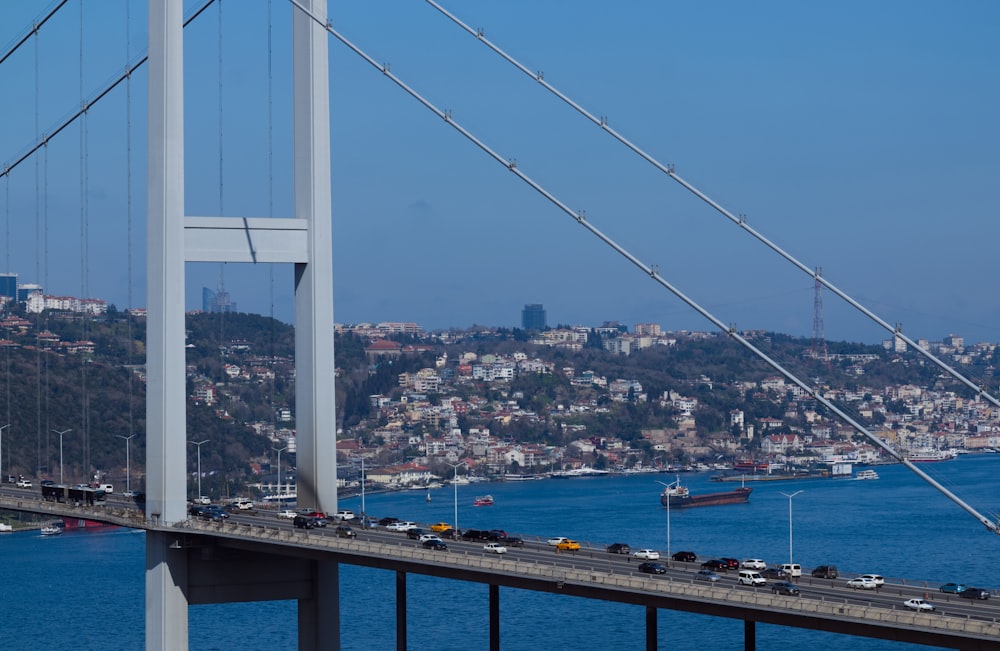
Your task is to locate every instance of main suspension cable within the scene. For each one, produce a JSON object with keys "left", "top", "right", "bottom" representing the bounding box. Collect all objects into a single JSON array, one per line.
[
  {"left": 289, "top": 0, "right": 1000, "bottom": 534},
  {"left": 425, "top": 0, "right": 1000, "bottom": 413},
  {"left": 0, "top": 0, "right": 69, "bottom": 67}
]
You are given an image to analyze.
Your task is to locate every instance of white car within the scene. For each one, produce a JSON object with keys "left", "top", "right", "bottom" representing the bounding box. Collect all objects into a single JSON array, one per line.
[
  {"left": 386, "top": 521, "right": 418, "bottom": 532},
  {"left": 633, "top": 549, "right": 660, "bottom": 560},
  {"left": 904, "top": 598, "right": 935, "bottom": 612},
  {"left": 741, "top": 558, "right": 766, "bottom": 570},
  {"left": 547, "top": 537, "right": 570, "bottom": 546},
  {"left": 277, "top": 509, "right": 297, "bottom": 519},
  {"left": 847, "top": 577, "right": 877, "bottom": 590},
  {"left": 334, "top": 510, "right": 355, "bottom": 521},
  {"left": 859, "top": 573, "right": 885, "bottom": 586},
  {"left": 418, "top": 533, "right": 442, "bottom": 543},
  {"left": 484, "top": 542, "right": 507, "bottom": 554},
  {"left": 15, "top": 479, "right": 32, "bottom": 488}
]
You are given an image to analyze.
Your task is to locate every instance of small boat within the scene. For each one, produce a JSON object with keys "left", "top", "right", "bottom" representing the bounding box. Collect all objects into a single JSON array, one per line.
[
  {"left": 854, "top": 469, "right": 879, "bottom": 480},
  {"left": 40, "top": 524, "right": 63, "bottom": 536},
  {"left": 473, "top": 495, "right": 494, "bottom": 506}
]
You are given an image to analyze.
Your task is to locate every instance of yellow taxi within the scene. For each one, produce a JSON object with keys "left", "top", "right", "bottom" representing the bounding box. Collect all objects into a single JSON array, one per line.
[
  {"left": 556, "top": 539, "right": 581, "bottom": 552},
  {"left": 430, "top": 522, "right": 452, "bottom": 532}
]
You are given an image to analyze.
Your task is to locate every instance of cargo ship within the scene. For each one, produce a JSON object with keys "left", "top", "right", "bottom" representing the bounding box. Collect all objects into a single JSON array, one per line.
[{"left": 660, "top": 477, "right": 751, "bottom": 508}]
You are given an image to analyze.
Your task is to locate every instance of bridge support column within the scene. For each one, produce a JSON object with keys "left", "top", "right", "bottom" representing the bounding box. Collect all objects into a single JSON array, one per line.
[
  {"left": 396, "top": 571, "right": 407, "bottom": 651},
  {"left": 299, "top": 561, "right": 340, "bottom": 651},
  {"left": 645, "top": 606, "right": 657, "bottom": 651},
  {"left": 744, "top": 620, "right": 756, "bottom": 651},
  {"left": 146, "top": 531, "right": 189, "bottom": 651},
  {"left": 490, "top": 584, "right": 500, "bottom": 651}
]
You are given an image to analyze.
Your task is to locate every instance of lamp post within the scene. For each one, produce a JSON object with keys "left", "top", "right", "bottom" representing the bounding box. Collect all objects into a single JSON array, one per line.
[
  {"left": 780, "top": 490, "right": 803, "bottom": 566},
  {"left": 189, "top": 439, "right": 210, "bottom": 499},
  {"left": 446, "top": 461, "right": 466, "bottom": 537},
  {"left": 273, "top": 446, "right": 287, "bottom": 497},
  {"left": 52, "top": 429, "right": 72, "bottom": 484},
  {"left": 0, "top": 424, "right": 9, "bottom": 482},
  {"left": 655, "top": 479, "right": 675, "bottom": 563},
  {"left": 116, "top": 433, "right": 136, "bottom": 494},
  {"left": 360, "top": 456, "right": 367, "bottom": 528}
]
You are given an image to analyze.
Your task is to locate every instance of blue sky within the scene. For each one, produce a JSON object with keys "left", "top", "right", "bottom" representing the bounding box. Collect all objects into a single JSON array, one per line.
[{"left": 1, "top": 1, "right": 998, "bottom": 345}]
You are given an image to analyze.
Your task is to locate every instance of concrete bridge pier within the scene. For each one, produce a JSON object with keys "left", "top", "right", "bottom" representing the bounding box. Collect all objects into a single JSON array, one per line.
[
  {"left": 396, "top": 571, "right": 407, "bottom": 651},
  {"left": 645, "top": 606, "right": 657, "bottom": 651},
  {"left": 744, "top": 620, "right": 756, "bottom": 650},
  {"left": 490, "top": 584, "right": 500, "bottom": 651}
]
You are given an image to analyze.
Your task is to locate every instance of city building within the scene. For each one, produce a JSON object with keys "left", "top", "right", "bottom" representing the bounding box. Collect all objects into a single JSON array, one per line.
[{"left": 521, "top": 303, "right": 546, "bottom": 331}]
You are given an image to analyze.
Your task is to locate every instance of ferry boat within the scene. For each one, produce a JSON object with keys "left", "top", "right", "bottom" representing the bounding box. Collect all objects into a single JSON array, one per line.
[
  {"left": 473, "top": 495, "right": 494, "bottom": 506},
  {"left": 660, "top": 477, "right": 751, "bottom": 508},
  {"left": 854, "top": 469, "right": 879, "bottom": 480},
  {"left": 906, "top": 449, "right": 955, "bottom": 462},
  {"left": 40, "top": 524, "right": 63, "bottom": 536}
]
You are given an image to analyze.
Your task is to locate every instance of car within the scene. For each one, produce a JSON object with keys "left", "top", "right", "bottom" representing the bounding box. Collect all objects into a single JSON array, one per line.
[
  {"left": 386, "top": 521, "right": 418, "bottom": 532},
  {"left": 15, "top": 478, "right": 32, "bottom": 488},
  {"left": 638, "top": 562, "right": 667, "bottom": 575},
  {"left": 334, "top": 525, "right": 357, "bottom": 538},
  {"left": 721, "top": 558, "right": 740, "bottom": 570},
  {"left": 488, "top": 529, "right": 508, "bottom": 541},
  {"left": 298, "top": 511, "right": 327, "bottom": 526},
  {"left": 761, "top": 567, "right": 788, "bottom": 580},
  {"left": 859, "top": 574, "right": 884, "bottom": 586},
  {"left": 556, "top": 539, "right": 581, "bottom": 552},
  {"left": 607, "top": 543, "right": 631, "bottom": 555},
  {"left": 377, "top": 516, "right": 399, "bottom": 527},
  {"left": 504, "top": 536, "right": 525, "bottom": 547},
  {"left": 293, "top": 515, "right": 319, "bottom": 529},
  {"left": 958, "top": 587, "right": 990, "bottom": 600},
  {"left": 633, "top": 549, "right": 660, "bottom": 560},
  {"left": 193, "top": 496, "right": 211, "bottom": 505},
  {"left": 547, "top": 537, "right": 570, "bottom": 546},
  {"left": 700, "top": 559, "right": 729, "bottom": 572},
  {"left": 333, "top": 510, "right": 355, "bottom": 521},
  {"left": 741, "top": 558, "right": 766, "bottom": 570},
  {"left": 483, "top": 542, "right": 507, "bottom": 554},
  {"left": 904, "top": 598, "right": 935, "bottom": 612},
  {"left": 847, "top": 577, "right": 877, "bottom": 590},
  {"left": 694, "top": 570, "right": 721, "bottom": 582},
  {"left": 228, "top": 499, "right": 253, "bottom": 510},
  {"left": 463, "top": 529, "right": 491, "bottom": 541},
  {"left": 771, "top": 581, "right": 801, "bottom": 596},
  {"left": 418, "top": 533, "right": 442, "bottom": 543},
  {"left": 672, "top": 551, "right": 697, "bottom": 563},
  {"left": 812, "top": 565, "right": 839, "bottom": 579},
  {"left": 939, "top": 582, "right": 967, "bottom": 594},
  {"left": 430, "top": 522, "right": 452, "bottom": 532},
  {"left": 277, "top": 509, "right": 297, "bottom": 519},
  {"left": 406, "top": 528, "right": 426, "bottom": 540},
  {"left": 422, "top": 538, "right": 448, "bottom": 550}
]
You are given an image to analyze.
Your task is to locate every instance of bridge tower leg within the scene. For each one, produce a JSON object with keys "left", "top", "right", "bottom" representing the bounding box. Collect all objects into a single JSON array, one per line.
[{"left": 146, "top": 0, "right": 338, "bottom": 648}]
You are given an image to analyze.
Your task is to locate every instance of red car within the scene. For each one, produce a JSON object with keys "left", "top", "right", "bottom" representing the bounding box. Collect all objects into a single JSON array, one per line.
[{"left": 721, "top": 558, "right": 740, "bottom": 570}]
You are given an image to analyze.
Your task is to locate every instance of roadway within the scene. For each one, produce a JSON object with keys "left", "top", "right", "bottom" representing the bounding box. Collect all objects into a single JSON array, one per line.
[{"left": 3, "top": 486, "right": 1000, "bottom": 649}]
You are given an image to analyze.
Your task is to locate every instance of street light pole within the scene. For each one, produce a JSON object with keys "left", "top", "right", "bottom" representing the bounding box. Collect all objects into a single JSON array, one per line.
[
  {"left": 446, "top": 461, "right": 466, "bottom": 536},
  {"left": 189, "top": 439, "right": 210, "bottom": 499},
  {"left": 52, "top": 429, "right": 72, "bottom": 484},
  {"left": 780, "top": 490, "right": 803, "bottom": 566},
  {"left": 360, "top": 456, "right": 366, "bottom": 528},
  {"left": 655, "top": 479, "right": 675, "bottom": 562},
  {"left": 273, "top": 446, "right": 288, "bottom": 497},
  {"left": 116, "top": 434, "right": 136, "bottom": 494},
  {"left": 0, "top": 424, "right": 9, "bottom": 482}
]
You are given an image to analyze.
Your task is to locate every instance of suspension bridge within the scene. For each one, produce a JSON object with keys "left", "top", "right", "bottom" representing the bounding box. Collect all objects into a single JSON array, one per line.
[{"left": 1, "top": 1, "right": 999, "bottom": 650}]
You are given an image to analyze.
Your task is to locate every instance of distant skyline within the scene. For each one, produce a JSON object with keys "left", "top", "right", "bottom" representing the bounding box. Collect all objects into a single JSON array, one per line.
[{"left": 1, "top": 1, "right": 998, "bottom": 345}]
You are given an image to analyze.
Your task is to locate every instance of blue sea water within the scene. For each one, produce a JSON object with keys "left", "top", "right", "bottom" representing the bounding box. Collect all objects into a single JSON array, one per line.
[{"left": 3, "top": 454, "right": 1000, "bottom": 650}]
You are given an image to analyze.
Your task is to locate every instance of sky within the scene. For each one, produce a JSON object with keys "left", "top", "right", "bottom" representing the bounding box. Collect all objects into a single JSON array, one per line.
[{"left": 1, "top": 0, "right": 998, "bottom": 345}]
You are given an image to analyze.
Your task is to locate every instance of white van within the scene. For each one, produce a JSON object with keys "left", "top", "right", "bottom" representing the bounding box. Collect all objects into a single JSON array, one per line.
[
  {"left": 738, "top": 570, "right": 766, "bottom": 586},
  {"left": 98, "top": 483, "right": 113, "bottom": 493},
  {"left": 780, "top": 563, "right": 802, "bottom": 578}
]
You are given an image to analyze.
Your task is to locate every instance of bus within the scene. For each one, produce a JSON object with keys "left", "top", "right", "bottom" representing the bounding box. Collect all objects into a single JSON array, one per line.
[{"left": 40, "top": 484, "right": 107, "bottom": 506}]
